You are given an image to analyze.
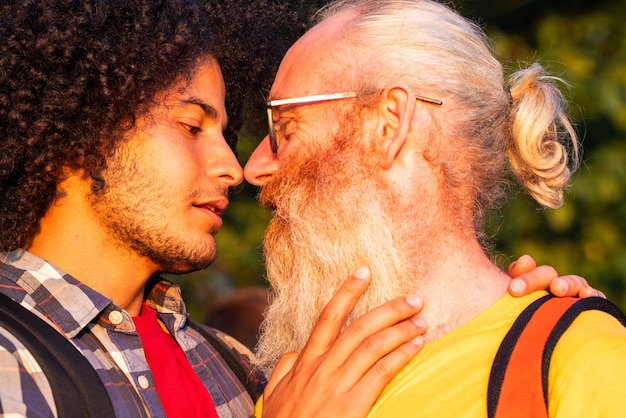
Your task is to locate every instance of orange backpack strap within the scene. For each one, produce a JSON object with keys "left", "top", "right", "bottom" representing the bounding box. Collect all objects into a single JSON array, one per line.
[{"left": 488, "top": 295, "right": 626, "bottom": 418}]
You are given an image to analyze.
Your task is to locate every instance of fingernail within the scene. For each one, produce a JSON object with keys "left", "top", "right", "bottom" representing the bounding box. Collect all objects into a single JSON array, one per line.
[
  {"left": 555, "top": 278, "right": 567, "bottom": 292},
  {"left": 509, "top": 279, "right": 525, "bottom": 295},
  {"left": 406, "top": 294, "right": 422, "bottom": 307},
  {"left": 412, "top": 316, "right": 427, "bottom": 328},
  {"left": 353, "top": 266, "right": 370, "bottom": 279},
  {"left": 411, "top": 335, "right": 424, "bottom": 346}
]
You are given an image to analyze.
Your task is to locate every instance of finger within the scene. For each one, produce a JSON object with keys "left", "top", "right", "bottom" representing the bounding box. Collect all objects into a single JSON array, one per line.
[
  {"left": 300, "top": 266, "right": 372, "bottom": 357},
  {"left": 550, "top": 275, "right": 585, "bottom": 297},
  {"left": 509, "top": 264, "right": 558, "bottom": 296},
  {"left": 578, "top": 286, "right": 600, "bottom": 298},
  {"left": 508, "top": 254, "right": 536, "bottom": 277},
  {"left": 264, "top": 352, "right": 299, "bottom": 398},
  {"left": 552, "top": 275, "right": 605, "bottom": 299},
  {"left": 340, "top": 314, "right": 427, "bottom": 381},
  {"left": 354, "top": 336, "right": 425, "bottom": 406},
  {"left": 548, "top": 275, "right": 607, "bottom": 299},
  {"left": 320, "top": 294, "right": 424, "bottom": 371}
]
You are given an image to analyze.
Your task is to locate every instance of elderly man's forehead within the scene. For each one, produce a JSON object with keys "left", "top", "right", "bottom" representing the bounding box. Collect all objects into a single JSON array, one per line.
[
  {"left": 302, "top": 9, "right": 358, "bottom": 46},
  {"left": 270, "top": 9, "right": 358, "bottom": 97}
]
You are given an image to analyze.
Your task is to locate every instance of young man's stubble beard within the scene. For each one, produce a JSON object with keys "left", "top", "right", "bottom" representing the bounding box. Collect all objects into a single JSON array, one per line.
[{"left": 88, "top": 140, "right": 219, "bottom": 274}]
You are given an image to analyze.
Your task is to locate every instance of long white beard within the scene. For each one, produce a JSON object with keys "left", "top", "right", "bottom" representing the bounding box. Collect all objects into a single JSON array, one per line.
[{"left": 255, "top": 136, "right": 422, "bottom": 374}]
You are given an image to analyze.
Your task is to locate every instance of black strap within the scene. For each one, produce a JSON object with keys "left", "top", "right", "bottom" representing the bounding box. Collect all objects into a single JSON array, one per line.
[
  {"left": 188, "top": 320, "right": 266, "bottom": 401},
  {"left": 540, "top": 297, "right": 626, "bottom": 399},
  {"left": 487, "top": 295, "right": 551, "bottom": 417},
  {"left": 0, "top": 292, "right": 115, "bottom": 417}
]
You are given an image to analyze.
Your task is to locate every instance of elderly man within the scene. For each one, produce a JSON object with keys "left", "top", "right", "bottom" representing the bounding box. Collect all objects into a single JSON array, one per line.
[{"left": 244, "top": 0, "right": 626, "bottom": 416}]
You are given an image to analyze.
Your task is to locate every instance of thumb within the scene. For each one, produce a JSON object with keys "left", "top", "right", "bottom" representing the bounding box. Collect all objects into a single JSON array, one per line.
[
  {"left": 264, "top": 351, "right": 299, "bottom": 397},
  {"left": 508, "top": 254, "right": 536, "bottom": 277}
]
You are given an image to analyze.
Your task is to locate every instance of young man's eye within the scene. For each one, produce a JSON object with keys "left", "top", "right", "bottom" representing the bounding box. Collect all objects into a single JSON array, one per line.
[{"left": 179, "top": 122, "right": 201, "bottom": 136}]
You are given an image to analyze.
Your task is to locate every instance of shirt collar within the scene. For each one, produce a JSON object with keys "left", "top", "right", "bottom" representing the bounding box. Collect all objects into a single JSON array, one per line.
[{"left": 1, "top": 249, "right": 188, "bottom": 337}]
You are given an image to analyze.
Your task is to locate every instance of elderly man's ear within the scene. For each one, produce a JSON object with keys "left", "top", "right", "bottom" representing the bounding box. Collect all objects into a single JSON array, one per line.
[{"left": 378, "top": 85, "right": 417, "bottom": 169}]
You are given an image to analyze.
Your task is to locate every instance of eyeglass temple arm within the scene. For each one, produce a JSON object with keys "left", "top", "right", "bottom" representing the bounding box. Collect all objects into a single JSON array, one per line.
[{"left": 416, "top": 95, "right": 442, "bottom": 105}]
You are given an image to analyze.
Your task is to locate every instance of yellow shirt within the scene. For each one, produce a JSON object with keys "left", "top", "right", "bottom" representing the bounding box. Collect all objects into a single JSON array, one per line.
[
  {"left": 369, "top": 292, "right": 626, "bottom": 417},
  {"left": 255, "top": 292, "right": 626, "bottom": 417}
]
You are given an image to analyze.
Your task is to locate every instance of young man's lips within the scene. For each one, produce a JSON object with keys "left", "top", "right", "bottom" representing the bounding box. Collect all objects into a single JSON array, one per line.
[{"left": 194, "top": 198, "right": 229, "bottom": 217}]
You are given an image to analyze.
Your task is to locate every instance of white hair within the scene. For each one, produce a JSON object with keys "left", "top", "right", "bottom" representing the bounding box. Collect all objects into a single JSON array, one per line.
[{"left": 316, "top": 0, "right": 579, "bottom": 231}]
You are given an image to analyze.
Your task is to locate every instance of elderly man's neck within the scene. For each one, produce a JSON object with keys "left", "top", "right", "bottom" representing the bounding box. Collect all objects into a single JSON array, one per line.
[{"left": 413, "top": 233, "right": 511, "bottom": 343}]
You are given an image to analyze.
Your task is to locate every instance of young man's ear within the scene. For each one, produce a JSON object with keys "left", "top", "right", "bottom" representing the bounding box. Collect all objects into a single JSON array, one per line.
[{"left": 378, "top": 84, "right": 416, "bottom": 168}]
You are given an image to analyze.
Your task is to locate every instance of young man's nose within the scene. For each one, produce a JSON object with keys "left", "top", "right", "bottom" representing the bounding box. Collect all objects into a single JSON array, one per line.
[{"left": 209, "top": 138, "right": 244, "bottom": 188}]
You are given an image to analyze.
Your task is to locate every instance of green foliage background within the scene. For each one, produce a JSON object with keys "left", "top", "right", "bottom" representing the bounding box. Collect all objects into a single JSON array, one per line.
[{"left": 175, "top": 0, "right": 626, "bottom": 320}]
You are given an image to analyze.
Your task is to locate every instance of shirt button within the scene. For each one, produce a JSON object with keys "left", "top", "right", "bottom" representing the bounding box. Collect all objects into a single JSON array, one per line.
[
  {"left": 108, "top": 310, "right": 124, "bottom": 325},
  {"left": 138, "top": 375, "right": 150, "bottom": 389}
]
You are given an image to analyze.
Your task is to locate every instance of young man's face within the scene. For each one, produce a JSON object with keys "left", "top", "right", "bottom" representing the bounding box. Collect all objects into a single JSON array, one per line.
[{"left": 89, "top": 57, "right": 243, "bottom": 274}]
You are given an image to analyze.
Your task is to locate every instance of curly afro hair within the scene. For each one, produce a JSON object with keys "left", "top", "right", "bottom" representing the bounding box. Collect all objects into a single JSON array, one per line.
[
  {"left": 206, "top": 0, "right": 330, "bottom": 140},
  {"left": 0, "top": 0, "right": 218, "bottom": 251}
]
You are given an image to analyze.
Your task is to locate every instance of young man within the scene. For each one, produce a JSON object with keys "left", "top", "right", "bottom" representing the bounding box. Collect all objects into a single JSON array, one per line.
[{"left": 244, "top": 0, "right": 626, "bottom": 416}]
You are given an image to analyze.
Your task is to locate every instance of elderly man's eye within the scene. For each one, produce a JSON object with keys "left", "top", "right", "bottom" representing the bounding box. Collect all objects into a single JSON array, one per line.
[{"left": 276, "top": 119, "right": 296, "bottom": 140}]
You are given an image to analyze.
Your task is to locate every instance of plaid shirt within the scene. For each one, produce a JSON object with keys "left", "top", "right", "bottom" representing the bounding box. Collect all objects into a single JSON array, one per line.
[{"left": 0, "top": 250, "right": 254, "bottom": 418}]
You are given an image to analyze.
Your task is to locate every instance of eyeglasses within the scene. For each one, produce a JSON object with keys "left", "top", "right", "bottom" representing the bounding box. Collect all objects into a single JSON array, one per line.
[{"left": 266, "top": 91, "right": 443, "bottom": 155}]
